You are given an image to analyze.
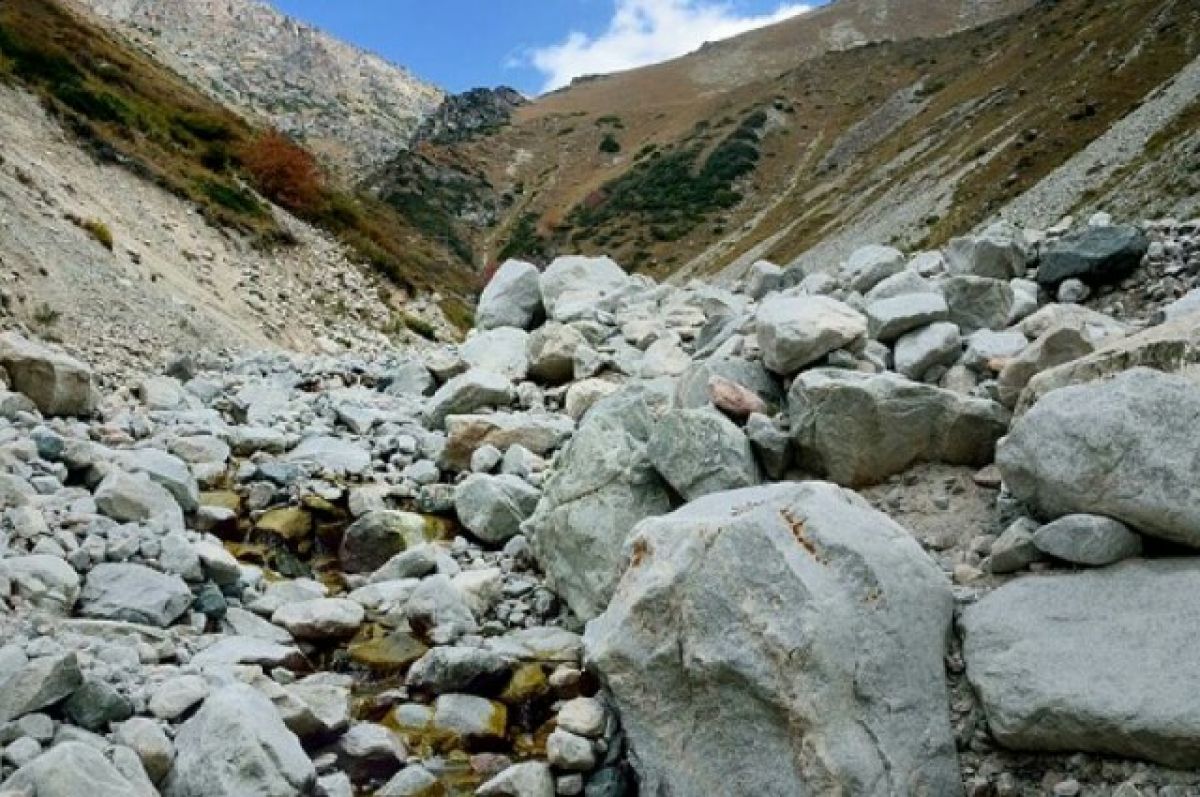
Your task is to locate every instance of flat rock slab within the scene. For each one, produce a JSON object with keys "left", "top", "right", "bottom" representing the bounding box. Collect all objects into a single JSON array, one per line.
[{"left": 961, "top": 559, "right": 1200, "bottom": 768}]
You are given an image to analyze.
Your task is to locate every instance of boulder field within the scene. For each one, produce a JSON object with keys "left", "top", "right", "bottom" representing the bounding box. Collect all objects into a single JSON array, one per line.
[{"left": 0, "top": 216, "right": 1199, "bottom": 796}]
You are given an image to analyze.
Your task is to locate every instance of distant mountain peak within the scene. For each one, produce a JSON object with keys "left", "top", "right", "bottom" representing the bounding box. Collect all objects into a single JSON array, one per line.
[{"left": 68, "top": 0, "right": 444, "bottom": 175}]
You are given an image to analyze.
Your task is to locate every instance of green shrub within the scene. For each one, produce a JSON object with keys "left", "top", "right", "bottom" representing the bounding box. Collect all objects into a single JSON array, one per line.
[
  {"left": 497, "top": 212, "right": 548, "bottom": 263},
  {"left": 569, "top": 108, "right": 766, "bottom": 240},
  {"left": 52, "top": 82, "right": 128, "bottom": 122},
  {"left": 81, "top": 218, "right": 113, "bottom": 250},
  {"left": 401, "top": 312, "right": 437, "bottom": 340},
  {"left": 599, "top": 133, "right": 621, "bottom": 154},
  {"left": 32, "top": 302, "right": 60, "bottom": 326},
  {"left": 200, "top": 179, "right": 263, "bottom": 216},
  {"left": 173, "top": 111, "right": 234, "bottom": 142}
]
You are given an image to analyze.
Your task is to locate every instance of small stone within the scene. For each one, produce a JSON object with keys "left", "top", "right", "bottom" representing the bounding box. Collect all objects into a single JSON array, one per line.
[
  {"left": 431, "top": 694, "right": 507, "bottom": 744},
  {"left": 477, "top": 761, "right": 554, "bottom": 797},
  {"left": 63, "top": 679, "right": 133, "bottom": 731},
  {"left": 1032, "top": 514, "right": 1143, "bottom": 566},
  {"left": 546, "top": 728, "right": 595, "bottom": 771},
  {"left": 1054, "top": 778, "right": 1081, "bottom": 796},
  {"left": 332, "top": 722, "right": 406, "bottom": 782},
  {"left": 556, "top": 697, "right": 606, "bottom": 738},
  {"left": 114, "top": 717, "right": 174, "bottom": 784},
  {"left": 272, "top": 599, "right": 365, "bottom": 640},
  {"left": 148, "top": 675, "right": 208, "bottom": 720},
  {"left": 986, "top": 518, "right": 1043, "bottom": 574}
]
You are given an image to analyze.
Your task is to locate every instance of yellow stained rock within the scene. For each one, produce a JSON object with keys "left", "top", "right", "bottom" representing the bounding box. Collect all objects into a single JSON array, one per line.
[
  {"left": 200, "top": 490, "right": 242, "bottom": 512},
  {"left": 255, "top": 507, "right": 313, "bottom": 541},
  {"left": 348, "top": 628, "right": 428, "bottom": 673},
  {"left": 499, "top": 663, "right": 549, "bottom": 705}
]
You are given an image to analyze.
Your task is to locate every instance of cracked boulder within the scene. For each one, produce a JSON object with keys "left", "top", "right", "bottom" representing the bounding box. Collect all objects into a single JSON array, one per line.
[{"left": 585, "top": 482, "right": 960, "bottom": 796}]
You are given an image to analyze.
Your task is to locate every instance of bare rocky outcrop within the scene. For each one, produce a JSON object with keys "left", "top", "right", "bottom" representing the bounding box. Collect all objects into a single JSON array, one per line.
[{"left": 68, "top": 0, "right": 443, "bottom": 174}]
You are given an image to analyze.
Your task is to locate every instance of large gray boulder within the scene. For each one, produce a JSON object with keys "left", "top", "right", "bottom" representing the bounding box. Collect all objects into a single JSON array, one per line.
[
  {"left": 1, "top": 554, "right": 81, "bottom": 614},
  {"left": 646, "top": 408, "right": 760, "bottom": 500},
  {"left": 1019, "top": 303, "right": 1129, "bottom": 343},
  {"left": 476, "top": 259, "right": 543, "bottom": 330},
  {"left": 1158, "top": 287, "right": 1200, "bottom": 323},
  {"left": 406, "top": 646, "right": 511, "bottom": 695},
  {"left": 1032, "top": 514, "right": 1143, "bottom": 566},
  {"left": 477, "top": 762, "right": 554, "bottom": 797},
  {"left": 460, "top": 327, "right": 530, "bottom": 381},
  {"left": 113, "top": 448, "right": 201, "bottom": 513},
  {"left": 997, "top": 368, "right": 1200, "bottom": 547},
  {"left": 340, "top": 511, "right": 432, "bottom": 574},
  {"left": 961, "top": 559, "right": 1200, "bottom": 767},
  {"left": 789, "top": 369, "right": 1009, "bottom": 486},
  {"left": 942, "top": 276, "right": 1015, "bottom": 333},
  {"left": 455, "top": 473, "right": 541, "bottom": 543},
  {"left": 894, "top": 322, "right": 962, "bottom": 380},
  {"left": 0, "top": 651, "right": 83, "bottom": 723},
  {"left": 94, "top": 470, "right": 184, "bottom": 530},
  {"left": 539, "top": 255, "right": 629, "bottom": 320},
  {"left": 744, "top": 260, "right": 783, "bottom": 300},
  {"left": 380, "top": 357, "right": 435, "bottom": 397},
  {"left": 865, "top": 292, "right": 949, "bottom": 342},
  {"left": 164, "top": 684, "right": 315, "bottom": 797},
  {"left": 441, "top": 412, "right": 574, "bottom": 471},
  {"left": 996, "top": 322, "right": 1094, "bottom": 408},
  {"left": 525, "top": 387, "right": 671, "bottom": 620},
  {"left": 585, "top": 482, "right": 960, "bottom": 795},
  {"left": 526, "top": 322, "right": 586, "bottom": 384},
  {"left": 1037, "top": 224, "right": 1149, "bottom": 285},
  {"left": 272, "top": 598, "right": 365, "bottom": 640},
  {"left": 757, "top": 295, "right": 867, "bottom": 375},
  {"left": 285, "top": 436, "right": 370, "bottom": 476},
  {"left": 842, "top": 245, "right": 905, "bottom": 292},
  {"left": 0, "top": 332, "right": 98, "bottom": 416},
  {"left": 425, "top": 369, "right": 514, "bottom": 428},
  {"left": 1, "top": 742, "right": 141, "bottom": 797},
  {"left": 79, "top": 563, "right": 192, "bottom": 627},
  {"left": 1017, "top": 314, "right": 1199, "bottom": 412},
  {"left": 945, "top": 222, "right": 1027, "bottom": 279}
]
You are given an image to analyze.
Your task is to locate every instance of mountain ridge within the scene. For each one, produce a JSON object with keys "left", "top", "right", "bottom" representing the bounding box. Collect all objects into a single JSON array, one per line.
[
  {"left": 68, "top": 0, "right": 444, "bottom": 175},
  {"left": 369, "top": 0, "right": 1199, "bottom": 283}
]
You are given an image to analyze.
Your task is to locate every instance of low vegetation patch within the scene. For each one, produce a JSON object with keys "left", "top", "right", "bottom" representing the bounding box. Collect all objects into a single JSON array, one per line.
[
  {"left": 497, "top": 212, "right": 549, "bottom": 263},
  {"left": 399, "top": 311, "right": 437, "bottom": 340},
  {"left": 32, "top": 302, "right": 60, "bottom": 327},
  {"left": 82, "top": 218, "right": 113, "bottom": 250},
  {"left": 568, "top": 109, "right": 768, "bottom": 241}
]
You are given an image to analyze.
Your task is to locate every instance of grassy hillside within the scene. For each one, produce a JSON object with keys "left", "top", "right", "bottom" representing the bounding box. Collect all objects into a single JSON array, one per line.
[
  {"left": 386, "top": 0, "right": 1199, "bottom": 280},
  {"left": 0, "top": 0, "right": 475, "bottom": 305}
]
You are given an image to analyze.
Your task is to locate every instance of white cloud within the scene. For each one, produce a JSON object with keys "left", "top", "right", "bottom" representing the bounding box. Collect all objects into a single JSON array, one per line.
[{"left": 527, "top": 0, "right": 810, "bottom": 93}]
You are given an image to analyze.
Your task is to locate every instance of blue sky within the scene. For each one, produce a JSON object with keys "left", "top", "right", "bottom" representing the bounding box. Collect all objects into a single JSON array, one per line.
[{"left": 271, "top": 0, "right": 812, "bottom": 95}]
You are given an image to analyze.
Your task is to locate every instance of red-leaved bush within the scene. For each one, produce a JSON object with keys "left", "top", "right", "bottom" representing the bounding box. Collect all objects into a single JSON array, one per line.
[{"left": 241, "top": 130, "right": 324, "bottom": 215}]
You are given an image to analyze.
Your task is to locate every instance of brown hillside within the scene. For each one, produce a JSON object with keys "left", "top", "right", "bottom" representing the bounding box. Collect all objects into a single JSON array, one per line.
[{"left": 387, "top": 0, "right": 1200, "bottom": 281}]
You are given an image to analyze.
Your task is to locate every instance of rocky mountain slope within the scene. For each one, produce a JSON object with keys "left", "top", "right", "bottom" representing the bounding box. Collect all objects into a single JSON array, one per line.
[
  {"left": 0, "top": 0, "right": 476, "bottom": 374},
  {"left": 68, "top": 0, "right": 444, "bottom": 175},
  {"left": 1, "top": 212, "right": 1200, "bottom": 796},
  {"left": 381, "top": 0, "right": 1200, "bottom": 284},
  {"left": 4, "top": 4, "right": 1200, "bottom": 795}
]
